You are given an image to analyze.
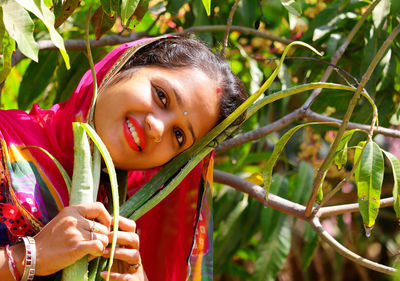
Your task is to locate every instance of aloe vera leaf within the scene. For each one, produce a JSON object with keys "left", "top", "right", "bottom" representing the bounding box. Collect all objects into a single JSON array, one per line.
[
  {"left": 262, "top": 122, "right": 335, "bottom": 203},
  {"left": 92, "top": 147, "right": 101, "bottom": 202},
  {"left": 381, "top": 150, "right": 400, "bottom": 219},
  {"left": 62, "top": 122, "right": 94, "bottom": 281},
  {"left": 120, "top": 41, "right": 321, "bottom": 218},
  {"left": 355, "top": 141, "right": 384, "bottom": 228},
  {"left": 23, "top": 145, "right": 71, "bottom": 193},
  {"left": 80, "top": 123, "right": 119, "bottom": 281}
]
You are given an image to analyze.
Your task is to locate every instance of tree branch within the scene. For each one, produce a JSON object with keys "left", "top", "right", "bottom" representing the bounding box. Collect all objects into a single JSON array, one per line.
[
  {"left": 215, "top": 108, "right": 400, "bottom": 154},
  {"left": 308, "top": 216, "right": 397, "bottom": 275},
  {"left": 215, "top": 169, "right": 397, "bottom": 274},
  {"left": 302, "top": 0, "right": 382, "bottom": 109},
  {"left": 221, "top": 0, "right": 241, "bottom": 56},
  {"left": 213, "top": 170, "right": 306, "bottom": 220},
  {"left": 304, "top": 23, "right": 400, "bottom": 217},
  {"left": 11, "top": 25, "right": 292, "bottom": 66},
  {"left": 317, "top": 197, "right": 394, "bottom": 218},
  {"left": 215, "top": 108, "right": 303, "bottom": 154}
]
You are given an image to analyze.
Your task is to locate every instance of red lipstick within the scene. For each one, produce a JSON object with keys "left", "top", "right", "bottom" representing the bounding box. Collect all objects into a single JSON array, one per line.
[{"left": 123, "top": 116, "right": 147, "bottom": 152}]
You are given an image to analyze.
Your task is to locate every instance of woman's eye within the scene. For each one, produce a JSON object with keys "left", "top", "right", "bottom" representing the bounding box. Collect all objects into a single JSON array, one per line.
[
  {"left": 155, "top": 87, "right": 168, "bottom": 107},
  {"left": 174, "top": 128, "right": 185, "bottom": 146}
]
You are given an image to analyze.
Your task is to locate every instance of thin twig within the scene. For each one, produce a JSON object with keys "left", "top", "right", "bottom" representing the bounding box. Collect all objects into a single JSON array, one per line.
[
  {"left": 221, "top": 0, "right": 241, "bottom": 57},
  {"left": 304, "top": 23, "right": 400, "bottom": 217},
  {"left": 255, "top": 56, "right": 360, "bottom": 87},
  {"left": 11, "top": 25, "right": 292, "bottom": 66},
  {"left": 317, "top": 197, "right": 394, "bottom": 218},
  {"left": 308, "top": 216, "right": 397, "bottom": 275},
  {"left": 215, "top": 109, "right": 400, "bottom": 154},
  {"left": 302, "top": 0, "right": 382, "bottom": 110},
  {"left": 215, "top": 108, "right": 303, "bottom": 154}
]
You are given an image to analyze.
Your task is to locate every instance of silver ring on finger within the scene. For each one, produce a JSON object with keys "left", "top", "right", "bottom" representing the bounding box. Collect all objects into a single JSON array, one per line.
[{"left": 89, "top": 219, "right": 96, "bottom": 240}]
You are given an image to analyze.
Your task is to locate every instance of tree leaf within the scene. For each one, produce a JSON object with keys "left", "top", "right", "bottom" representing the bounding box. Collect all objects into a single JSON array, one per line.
[
  {"left": 372, "top": 0, "right": 390, "bottom": 29},
  {"left": 0, "top": 9, "right": 15, "bottom": 84},
  {"left": 18, "top": 51, "right": 58, "bottom": 110},
  {"left": 125, "top": 0, "right": 150, "bottom": 29},
  {"left": 355, "top": 141, "right": 384, "bottom": 228},
  {"left": 201, "top": 0, "right": 211, "bottom": 16},
  {"left": 91, "top": 6, "right": 115, "bottom": 40},
  {"left": 100, "top": 0, "right": 113, "bottom": 16},
  {"left": 280, "top": 0, "right": 301, "bottom": 17},
  {"left": 253, "top": 175, "right": 291, "bottom": 281},
  {"left": 16, "top": 0, "right": 70, "bottom": 68},
  {"left": 263, "top": 122, "right": 335, "bottom": 203},
  {"left": 120, "top": 0, "right": 140, "bottom": 26},
  {"left": 288, "top": 161, "right": 314, "bottom": 204},
  {"left": 2, "top": 0, "right": 38, "bottom": 62},
  {"left": 301, "top": 223, "right": 318, "bottom": 270},
  {"left": 54, "top": 0, "right": 81, "bottom": 28},
  {"left": 334, "top": 129, "right": 362, "bottom": 170},
  {"left": 381, "top": 149, "right": 400, "bottom": 219}
]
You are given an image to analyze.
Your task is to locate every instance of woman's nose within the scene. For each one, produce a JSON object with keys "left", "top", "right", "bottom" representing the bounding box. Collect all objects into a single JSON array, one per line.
[{"left": 145, "top": 114, "right": 165, "bottom": 143}]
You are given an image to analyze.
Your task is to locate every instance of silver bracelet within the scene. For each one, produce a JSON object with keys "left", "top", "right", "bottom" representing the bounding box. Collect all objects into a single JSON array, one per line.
[{"left": 18, "top": 236, "right": 36, "bottom": 281}]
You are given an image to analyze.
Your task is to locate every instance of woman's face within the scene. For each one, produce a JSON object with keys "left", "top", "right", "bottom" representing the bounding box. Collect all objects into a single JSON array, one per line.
[{"left": 94, "top": 65, "right": 220, "bottom": 170}]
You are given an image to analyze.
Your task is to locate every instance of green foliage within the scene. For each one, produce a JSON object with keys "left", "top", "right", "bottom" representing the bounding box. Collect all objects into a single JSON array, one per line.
[
  {"left": 355, "top": 141, "right": 384, "bottom": 229},
  {"left": 1, "top": 0, "right": 400, "bottom": 280}
]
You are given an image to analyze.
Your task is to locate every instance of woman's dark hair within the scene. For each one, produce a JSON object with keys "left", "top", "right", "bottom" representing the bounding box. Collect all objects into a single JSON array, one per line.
[{"left": 118, "top": 36, "right": 247, "bottom": 128}]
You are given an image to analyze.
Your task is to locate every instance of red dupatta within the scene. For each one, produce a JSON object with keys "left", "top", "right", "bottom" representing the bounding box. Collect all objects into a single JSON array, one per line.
[{"left": 0, "top": 37, "right": 213, "bottom": 280}]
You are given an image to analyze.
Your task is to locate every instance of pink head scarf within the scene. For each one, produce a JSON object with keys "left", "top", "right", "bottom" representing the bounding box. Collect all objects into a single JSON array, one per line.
[{"left": 0, "top": 37, "right": 213, "bottom": 280}]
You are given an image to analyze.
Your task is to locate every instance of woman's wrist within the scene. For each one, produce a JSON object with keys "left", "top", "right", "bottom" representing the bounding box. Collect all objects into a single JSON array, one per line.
[{"left": 10, "top": 242, "right": 26, "bottom": 280}]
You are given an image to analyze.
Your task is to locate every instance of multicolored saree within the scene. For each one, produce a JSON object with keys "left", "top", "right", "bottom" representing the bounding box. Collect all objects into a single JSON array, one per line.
[{"left": 0, "top": 37, "right": 213, "bottom": 280}]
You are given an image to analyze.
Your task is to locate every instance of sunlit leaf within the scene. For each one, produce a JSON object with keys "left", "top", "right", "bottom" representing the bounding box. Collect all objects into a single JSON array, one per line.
[
  {"left": 0, "top": 9, "right": 15, "bottom": 83},
  {"left": 355, "top": 141, "right": 384, "bottom": 228},
  {"left": 280, "top": 0, "right": 301, "bottom": 17},
  {"left": 2, "top": 0, "right": 38, "bottom": 62},
  {"left": 201, "top": 0, "right": 211, "bottom": 16},
  {"left": 381, "top": 149, "right": 400, "bottom": 219},
  {"left": 16, "top": 0, "right": 70, "bottom": 68},
  {"left": 121, "top": 0, "right": 140, "bottom": 26},
  {"left": 372, "top": 0, "right": 390, "bottom": 28},
  {"left": 125, "top": 0, "right": 150, "bottom": 29}
]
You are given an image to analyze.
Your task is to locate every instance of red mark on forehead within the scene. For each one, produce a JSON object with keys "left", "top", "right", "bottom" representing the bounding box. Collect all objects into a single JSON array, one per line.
[{"left": 216, "top": 87, "right": 221, "bottom": 93}]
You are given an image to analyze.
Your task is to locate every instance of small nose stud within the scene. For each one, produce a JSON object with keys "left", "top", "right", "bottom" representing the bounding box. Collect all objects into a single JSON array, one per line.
[{"left": 154, "top": 136, "right": 162, "bottom": 143}]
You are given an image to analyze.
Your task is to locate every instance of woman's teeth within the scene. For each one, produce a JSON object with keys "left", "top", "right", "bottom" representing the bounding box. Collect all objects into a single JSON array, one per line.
[{"left": 126, "top": 119, "right": 142, "bottom": 150}]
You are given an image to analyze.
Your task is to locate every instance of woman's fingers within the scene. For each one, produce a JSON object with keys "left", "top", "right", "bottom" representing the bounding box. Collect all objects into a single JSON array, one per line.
[
  {"left": 100, "top": 271, "right": 142, "bottom": 281},
  {"left": 82, "top": 218, "right": 110, "bottom": 236},
  {"left": 113, "top": 215, "right": 136, "bottom": 233},
  {"left": 108, "top": 231, "right": 139, "bottom": 249},
  {"left": 103, "top": 248, "right": 140, "bottom": 265},
  {"left": 76, "top": 202, "right": 112, "bottom": 229}
]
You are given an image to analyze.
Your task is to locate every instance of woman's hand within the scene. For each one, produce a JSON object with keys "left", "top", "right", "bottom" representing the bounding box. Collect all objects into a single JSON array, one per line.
[
  {"left": 33, "top": 202, "right": 111, "bottom": 276},
  {"left": 100, "top": 216, "right": 146, "bottom": 281}
]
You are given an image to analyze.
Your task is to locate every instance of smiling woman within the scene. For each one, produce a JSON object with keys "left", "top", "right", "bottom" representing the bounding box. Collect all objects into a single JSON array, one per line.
[
  {"left": 0, "top": 36, "right": 246, "bottom": 281},
  {"left": 94, "top": 66, "right": 220, "bottom": 170}
]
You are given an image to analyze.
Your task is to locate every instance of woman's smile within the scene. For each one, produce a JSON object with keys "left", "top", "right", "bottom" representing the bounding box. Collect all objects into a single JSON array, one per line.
[
  {"left": 93, "top": 65, "right": 220, "bottom": 170},
  {"left": 124, "top": 116, "right": 146, "bottom": 151}
]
